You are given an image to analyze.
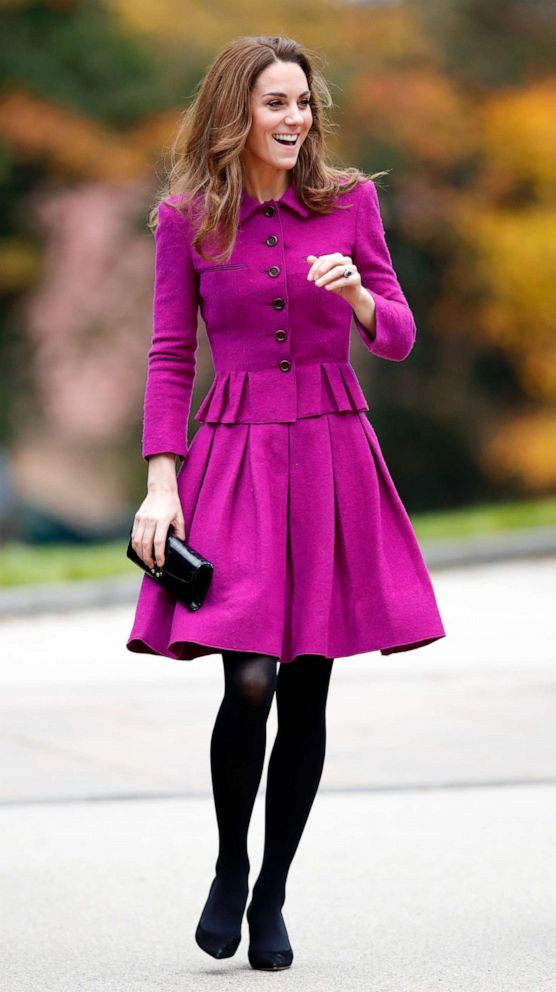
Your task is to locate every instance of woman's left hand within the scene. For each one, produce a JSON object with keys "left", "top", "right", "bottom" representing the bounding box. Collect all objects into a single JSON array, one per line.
[{"left": 306, "top": 253, "right": 362, "bottom": 304}]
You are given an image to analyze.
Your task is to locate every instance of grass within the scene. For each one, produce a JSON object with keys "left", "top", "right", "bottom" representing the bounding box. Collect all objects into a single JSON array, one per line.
[
  {"left": 0, "top": 540, "right": 131, "bottom": 588},
  {"left": 409, "top": 494, "right": 556, "bottom": 540},
  {"left": 0, "top": 495, "right": 555, "bottom": 588}
]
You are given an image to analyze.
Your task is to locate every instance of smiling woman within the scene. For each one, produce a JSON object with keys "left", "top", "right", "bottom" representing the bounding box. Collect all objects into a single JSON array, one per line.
[
  {"left": 125, "top": 33, "right": 446, "bottom": 974},
  {"left": 241, "top": 64, "right": 313, "bottom": 199}
]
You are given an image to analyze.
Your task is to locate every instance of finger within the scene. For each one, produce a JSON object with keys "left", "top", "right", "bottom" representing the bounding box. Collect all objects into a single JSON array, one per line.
[
  {"left": 307, "top": 253, "right": 345, "bottom": 282},
  {"left": 172, "top": 512, "right": 186, "bottom": 541},
  {"left": 133, "top": 519, "right": 148, "bottom": 560},
  {"left": 153, "top": 536, "right": 164, "bottom": 569},
  {"left": 323, "top": 273, "right": 358, "bottom": 292},
  {"left": 314, "top": 262, "right": 351, "bottom": 286},
  {"left": 141, "top": 521, "right": 156, "bottom": 569},
  {"left": 309, "top": 260, "right": 334, "bottom": 282},
  {"left": 306, "top": 253, "right": 338, "bottom": 279},
  {"left": 154, "top": 521, "right": 171, "bottom": 568},
  {"left": 131, "top": 517, "right": 141, "bottom": 548},
  {"left": 306, "top": 254, "right": 319, "bottom": 280},
  {"left": 321, "top": 264, "right": 360, "bottom": 291}
]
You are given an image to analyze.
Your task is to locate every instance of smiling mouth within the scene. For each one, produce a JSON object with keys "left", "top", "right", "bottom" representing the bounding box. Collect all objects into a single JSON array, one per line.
[{"left": 272, "top": 134, "right": 300, "bottom": 146}]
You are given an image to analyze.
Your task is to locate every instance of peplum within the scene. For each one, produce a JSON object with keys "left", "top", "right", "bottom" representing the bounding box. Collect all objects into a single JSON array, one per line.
[
  {"left": 194, "top": 360, "right": 369, "bottom": 424},
  {"left": 126, "top": 176, "right": 447, "bottom": 664}
]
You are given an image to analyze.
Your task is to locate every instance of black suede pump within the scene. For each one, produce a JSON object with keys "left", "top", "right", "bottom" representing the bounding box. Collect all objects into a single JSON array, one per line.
[{"left": 245, "top": 901, "right": 293, "bottom": 970}]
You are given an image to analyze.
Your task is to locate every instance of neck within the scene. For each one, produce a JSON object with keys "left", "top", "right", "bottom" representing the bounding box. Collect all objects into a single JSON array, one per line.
[{"left": 241, "top": 166, "right": 293, "bottom": 204}]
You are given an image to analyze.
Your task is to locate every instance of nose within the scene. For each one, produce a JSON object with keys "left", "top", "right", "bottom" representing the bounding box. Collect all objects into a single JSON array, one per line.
[{"left": 284, "top": 105, "right": 304, "bottom": 126}]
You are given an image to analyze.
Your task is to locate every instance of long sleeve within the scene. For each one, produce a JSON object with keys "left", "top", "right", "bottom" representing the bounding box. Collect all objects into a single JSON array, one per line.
[
  {"left": 141, "top": 201, "right": 199, "bottom": 460},
  {"left": 351, "top": 180, "right": 416, "bottom": 362}
]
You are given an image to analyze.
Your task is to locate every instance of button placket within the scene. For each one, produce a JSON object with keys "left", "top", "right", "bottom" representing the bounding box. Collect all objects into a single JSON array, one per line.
[{"left": 262, "top": 201, "right": 292, "bottom": 372}]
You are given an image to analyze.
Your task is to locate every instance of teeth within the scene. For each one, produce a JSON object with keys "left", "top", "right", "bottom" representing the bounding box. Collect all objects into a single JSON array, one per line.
[{"left": 272, "top": 134, "right": 298, "bottom": 143}]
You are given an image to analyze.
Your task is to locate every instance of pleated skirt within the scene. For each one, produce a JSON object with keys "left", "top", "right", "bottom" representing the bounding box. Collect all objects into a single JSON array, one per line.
[{"left": 126, "top": 411, "right": 446, "bottom": 664}]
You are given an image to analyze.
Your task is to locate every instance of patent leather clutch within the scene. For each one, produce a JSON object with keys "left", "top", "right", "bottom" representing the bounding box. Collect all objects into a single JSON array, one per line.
[{"left": 126, "top": 526, "right": 214, "bottom": 611}]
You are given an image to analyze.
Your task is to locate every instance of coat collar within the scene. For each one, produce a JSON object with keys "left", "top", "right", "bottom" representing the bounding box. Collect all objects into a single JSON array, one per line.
[{"left": 239, "top": 178, "right": 312, "bottom": 224}]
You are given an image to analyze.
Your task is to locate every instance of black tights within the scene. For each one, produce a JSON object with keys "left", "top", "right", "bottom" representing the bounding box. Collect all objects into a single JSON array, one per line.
[{"left": 198, "top": 650, "right": 334, "bottom": 945}]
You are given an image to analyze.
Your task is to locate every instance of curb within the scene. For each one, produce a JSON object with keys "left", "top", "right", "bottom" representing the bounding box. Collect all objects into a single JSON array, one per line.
[{"left": 0, "top": 526, "right": 555, "bottom": 618}]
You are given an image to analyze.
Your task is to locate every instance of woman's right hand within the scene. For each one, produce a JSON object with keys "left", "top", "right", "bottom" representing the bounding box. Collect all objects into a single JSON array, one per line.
[{"left": 131, "top": 454, "right": 186, "bottom": 570}]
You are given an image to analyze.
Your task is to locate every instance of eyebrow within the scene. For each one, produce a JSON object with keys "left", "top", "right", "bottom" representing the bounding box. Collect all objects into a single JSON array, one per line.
[{"left": 262, "top": 90, "right": 311, "bottom": 98}]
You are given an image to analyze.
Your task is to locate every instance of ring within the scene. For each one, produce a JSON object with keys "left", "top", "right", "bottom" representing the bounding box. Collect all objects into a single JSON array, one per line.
[{"left": 343, "top": 267, "right": 353, "bottom": 278}]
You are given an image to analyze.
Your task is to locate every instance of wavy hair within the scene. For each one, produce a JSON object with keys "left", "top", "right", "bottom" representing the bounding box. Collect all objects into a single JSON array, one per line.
[{"left": 149, "top": 35, "right": 390, "bottom": 263}]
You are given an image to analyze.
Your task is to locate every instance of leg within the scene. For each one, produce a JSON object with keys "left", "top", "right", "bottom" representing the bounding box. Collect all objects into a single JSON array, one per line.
[
  {"left": 247, "top": 653, "right": 334, "bottom": 968},
  {"left": 195, "top": 649, "right": 277, "bottom": 958}
]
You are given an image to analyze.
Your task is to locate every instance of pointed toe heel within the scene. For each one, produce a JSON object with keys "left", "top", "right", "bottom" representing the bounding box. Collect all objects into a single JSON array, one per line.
[
  {"left": 246, "top": 901, "right": 293, "bottom": 971},
  {"left": 195, "top": 921, "right": 241, "bottom": 959},
  {"left": 194, "top": 876, "right": 247, "bottom": 959},
  {"left": 247, "top": 946, "right": 293, "bottom": 971}
]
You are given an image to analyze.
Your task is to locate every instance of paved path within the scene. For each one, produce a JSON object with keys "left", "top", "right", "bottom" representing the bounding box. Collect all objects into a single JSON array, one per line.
[{"left": 1, "top": 556, "right": 555, "bottom": 990}]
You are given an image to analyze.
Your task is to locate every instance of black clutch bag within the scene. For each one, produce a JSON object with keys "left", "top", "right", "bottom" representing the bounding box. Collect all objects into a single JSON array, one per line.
[{"left": 126, "top": 526, "right": 214, "bottom": 611}]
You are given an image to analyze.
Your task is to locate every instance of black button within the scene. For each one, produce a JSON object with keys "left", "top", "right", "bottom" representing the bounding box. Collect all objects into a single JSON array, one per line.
[
  {"left": 264, "top": 205, "right": 275, "bottom": 217},
  {"left": 272, "top": 297, "right": 285, "bottom": 310},
  {"left": 279, "top": 359, "right": 291, "bottom": 372},
  {"left": 266, "top": 235, "right": 278, "bottom": 247},
  {"left": 275, "top": 329, "right": 287, "bottom": 342},
  {"left": 268, "top": 266, "right": 280, "bottom": 278}
]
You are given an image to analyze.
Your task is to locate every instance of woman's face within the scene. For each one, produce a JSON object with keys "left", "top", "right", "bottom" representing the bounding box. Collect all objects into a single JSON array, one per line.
[{"left": 243, "top": 61, "right": 313, "bottom": 174}]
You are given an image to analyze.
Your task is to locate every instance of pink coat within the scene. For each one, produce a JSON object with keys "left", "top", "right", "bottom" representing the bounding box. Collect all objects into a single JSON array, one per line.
[
  {"left": 141, "top": 178, "right": 416, "bottom": 458},
  {"left": 127, "top": 178, "right": 446, "bottom": 664}
]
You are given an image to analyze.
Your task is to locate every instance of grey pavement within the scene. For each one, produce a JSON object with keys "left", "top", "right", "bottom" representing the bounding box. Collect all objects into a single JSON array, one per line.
[{"left": 1, "top": 555, "right": 555, "bottom": 990}]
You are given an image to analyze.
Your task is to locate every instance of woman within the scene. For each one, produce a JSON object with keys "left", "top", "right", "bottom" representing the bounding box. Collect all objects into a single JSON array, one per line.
[{"left": 127, "top": 35, "right": 446, "bottom": 971}]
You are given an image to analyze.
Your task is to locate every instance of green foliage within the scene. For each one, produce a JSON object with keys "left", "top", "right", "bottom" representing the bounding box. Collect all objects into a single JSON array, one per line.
[
  {"left": 421, "top": 0, "right": 556, "bottom": 87},
  {"left": 0, "top": 0, "right": 200, "bottom": 125}
]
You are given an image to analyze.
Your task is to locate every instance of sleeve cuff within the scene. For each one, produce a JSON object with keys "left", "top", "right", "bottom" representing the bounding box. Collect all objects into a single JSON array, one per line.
[
  {"left": 142, "top": 433, "right": 188, "bottom": 461},
  {"left": 353, "top": 290, "right": 416, "bottom": 362}
]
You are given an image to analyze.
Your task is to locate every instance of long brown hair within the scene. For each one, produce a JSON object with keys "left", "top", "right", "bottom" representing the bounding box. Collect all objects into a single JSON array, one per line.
[{"left": 149, "top": 35, "right": 389, "bottom": 263}]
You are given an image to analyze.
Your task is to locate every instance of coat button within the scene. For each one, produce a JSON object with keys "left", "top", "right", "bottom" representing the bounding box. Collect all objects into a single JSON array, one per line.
[
  {"left": 275, "top": 329, "right": 287, "bottom": 342},
  {"left": 266, "top": 235, "right": 278, "bottom": 247},
  {"left": 279, "top": 359, "right": 291, "bottom": 372},
  {"left": 272, "top": 297, "right": 285, "bottom": 310},
  {"left": 264, "top": 205, "right": 275, "bottom": 217},
  {"left": 268, "top": 266, "right": 280, "bottom": 278}
]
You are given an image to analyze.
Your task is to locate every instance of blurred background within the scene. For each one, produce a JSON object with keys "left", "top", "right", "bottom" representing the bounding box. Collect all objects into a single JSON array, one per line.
[
  {"left": 2, "top": 5, "right": 556, "bottom": 989},
  {"left": 0, "top": 0, "right": 555, "bottom": 574}
]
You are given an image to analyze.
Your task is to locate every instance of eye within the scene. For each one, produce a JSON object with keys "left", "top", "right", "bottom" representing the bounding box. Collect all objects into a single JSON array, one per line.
[{"left": 268, "top": 99, "right": 312, "bottom": 108}]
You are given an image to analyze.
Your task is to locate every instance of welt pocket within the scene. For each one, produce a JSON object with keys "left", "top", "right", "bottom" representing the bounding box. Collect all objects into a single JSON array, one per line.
[{"left": 201, "top": 263, "right": 247, "bottom": 272}]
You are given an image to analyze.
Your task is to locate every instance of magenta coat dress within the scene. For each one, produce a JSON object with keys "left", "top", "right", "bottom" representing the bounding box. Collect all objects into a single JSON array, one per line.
[{"left": 126, "top": 177, "right": 447, "bottom": 663}]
